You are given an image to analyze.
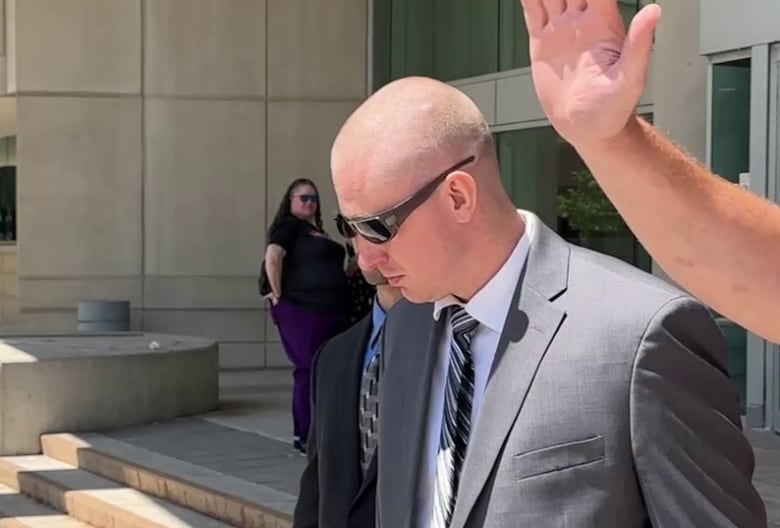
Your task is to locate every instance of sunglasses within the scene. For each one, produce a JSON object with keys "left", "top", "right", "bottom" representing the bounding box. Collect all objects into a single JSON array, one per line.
[
  {"left": 335, "top": 156, "right": 475, "bottom": 244},
  {"left": 294, "top": 194, "right": 319, "bottom": 204}
]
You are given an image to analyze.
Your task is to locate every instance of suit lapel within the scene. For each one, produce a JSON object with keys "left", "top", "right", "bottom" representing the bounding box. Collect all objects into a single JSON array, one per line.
[
  {"left": 378, "top": 300, "right": 443, "bottom": 527},
  {"left": 450, "top": 213, "right": 569, "bottom": 528},
  {"left": 339, "top": 317, "right": 372, "bottom": 505},
  {"left": 353, "top": 450, "right": 378, "bottom": 507},
  {"left": 352, "top": 312, "right": 379, "bottom": 507}
]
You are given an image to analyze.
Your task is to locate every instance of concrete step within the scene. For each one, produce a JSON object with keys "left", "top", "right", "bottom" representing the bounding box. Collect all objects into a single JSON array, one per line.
[
  {"left": 0, "top": 455, "right": 233, "bottom": 528},
  {"left": 41, "top": 433, "right": 293, "bottom": 528},
  {"left": 0, "top": 482, "right": 93, "bottom": 527}
]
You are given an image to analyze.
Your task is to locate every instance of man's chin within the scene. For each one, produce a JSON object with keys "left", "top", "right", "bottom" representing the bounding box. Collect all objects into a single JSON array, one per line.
[{"left": 398, "top": 287, "right": 435, "bottom": 305}]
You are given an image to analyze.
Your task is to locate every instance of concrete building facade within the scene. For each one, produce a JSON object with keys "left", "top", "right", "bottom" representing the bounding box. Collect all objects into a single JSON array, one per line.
[
  {"left": 0, "top": 0, "right": 776, "bottom": 431},
  {"left": 0, "top": 0, "right": 368, "bottom": 371}
]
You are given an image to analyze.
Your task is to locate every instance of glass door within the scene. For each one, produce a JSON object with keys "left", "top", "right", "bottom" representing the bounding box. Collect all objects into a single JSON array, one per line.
[
  {"left": 769, "top": 44, "right": 780, "bottom": 432},
  {"left": 709, "top": 53, "right": 751, "bottom": 417}
]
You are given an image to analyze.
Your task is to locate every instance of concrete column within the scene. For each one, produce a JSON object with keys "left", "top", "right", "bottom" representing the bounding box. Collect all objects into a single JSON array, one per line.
[{"left": 12, "top": 0, "right": 143, "bottom": 331}]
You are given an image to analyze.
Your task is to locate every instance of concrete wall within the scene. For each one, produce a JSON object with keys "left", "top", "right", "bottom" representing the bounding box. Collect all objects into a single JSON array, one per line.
[
  {"left": 648, "top": 0, "right": 707, "bottom": 281},
  {"left": 701, "top": 0, "right": 780, "bottom": 55},
  {"left": 6, "top": 0, "right": 368, "bottom": 369},
  {"left": 0, "top": 334, "right": 218, "bottom": 455},
  {"left": 653, "top": 0, "right": 707, "bottom": 161},
  {"left": 0, "top": 246, "right": 16, "bottom": 324}
]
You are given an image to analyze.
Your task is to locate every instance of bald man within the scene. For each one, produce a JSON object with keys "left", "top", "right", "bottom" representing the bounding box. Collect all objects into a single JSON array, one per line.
[
  {"left": 520, "top": 0, "right": 780, "bottom": 344},
  {"left": 331, "top": 78, "right": 765, "bottom": 527}
]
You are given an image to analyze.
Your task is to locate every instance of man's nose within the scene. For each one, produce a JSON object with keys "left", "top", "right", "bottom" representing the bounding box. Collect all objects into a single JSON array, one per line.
[{"left": 355, "top": 237, "right": 386, "bottom": 269}]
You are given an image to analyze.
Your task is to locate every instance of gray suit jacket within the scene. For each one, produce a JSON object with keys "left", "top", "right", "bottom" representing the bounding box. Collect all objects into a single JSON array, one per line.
[{"left": 377, "top": 212, "right": 766, "bottom": 527}]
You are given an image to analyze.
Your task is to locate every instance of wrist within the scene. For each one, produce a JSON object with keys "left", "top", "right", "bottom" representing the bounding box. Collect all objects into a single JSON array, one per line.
[{"left": 574, "top": 115, "right": 645, "bottom": 160}]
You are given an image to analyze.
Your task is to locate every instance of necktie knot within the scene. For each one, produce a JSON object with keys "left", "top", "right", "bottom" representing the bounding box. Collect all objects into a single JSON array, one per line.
[{"left": 449, "top": 306, "right": 479, "bottom": 339}]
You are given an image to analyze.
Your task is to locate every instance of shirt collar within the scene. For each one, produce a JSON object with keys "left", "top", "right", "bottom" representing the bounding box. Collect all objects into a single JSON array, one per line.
[
  {"left": 370, "top": 295, "right": 387, "bottom": 346},
  {"left": 433, "top": 212, "right": 534, "bottom": 333}
]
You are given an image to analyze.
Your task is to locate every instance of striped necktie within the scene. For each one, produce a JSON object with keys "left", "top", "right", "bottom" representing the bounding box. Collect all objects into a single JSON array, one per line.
[
  {"left": 431, "top": 306, "right": 479, "bottom": 528},
  {"left": 358, "top": 350, "right": 381, "bottom": 472}
]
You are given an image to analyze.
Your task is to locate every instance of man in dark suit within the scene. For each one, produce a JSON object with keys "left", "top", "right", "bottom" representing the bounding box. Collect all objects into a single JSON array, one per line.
[{"left": 293, "top": 262, "right": 402, "bottom": 528}]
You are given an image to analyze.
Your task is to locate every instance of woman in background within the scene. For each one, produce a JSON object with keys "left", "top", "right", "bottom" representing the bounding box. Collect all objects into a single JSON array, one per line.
[{"left": 264, "top": 179, "right": 350, "bottom": 453}]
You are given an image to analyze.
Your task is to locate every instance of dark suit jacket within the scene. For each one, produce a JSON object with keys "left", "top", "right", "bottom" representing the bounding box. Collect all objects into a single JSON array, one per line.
[{"left": 294, "top": 314, "right": 378, "bottom": 528}]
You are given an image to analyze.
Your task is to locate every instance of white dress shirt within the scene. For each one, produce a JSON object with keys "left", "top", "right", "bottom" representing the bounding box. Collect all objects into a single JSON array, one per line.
[{"left": 415, "top": 212, "right": 534, "bottom": 527}]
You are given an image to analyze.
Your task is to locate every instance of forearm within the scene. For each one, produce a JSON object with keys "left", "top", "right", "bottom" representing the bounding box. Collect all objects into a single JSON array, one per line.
[
  {"left": 265, "top": 258, "right": 283, "bottom": 297},
  {"left": 577, "top": 116, "right": 780, "bottom": 343}
]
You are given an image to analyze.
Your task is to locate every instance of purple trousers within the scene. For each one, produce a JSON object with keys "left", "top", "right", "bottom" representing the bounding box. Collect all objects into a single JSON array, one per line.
[{"left": 271, "top": 299, "right": 347, "bottom": 443}]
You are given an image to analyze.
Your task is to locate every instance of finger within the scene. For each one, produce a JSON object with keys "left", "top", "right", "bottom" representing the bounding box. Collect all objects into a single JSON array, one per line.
[
  {"left": 588, "top": 0, "right": 622, "bottom": 17},
  {"left": 542, "top": 0, "right": 566, "bottom": 17},
  {"left": 621, "top": 4, "right": 661, "bottom": 83},
  {"left": 565, "top": 0, "right": 586, "bottom": 12},
  {"left": 519, "top": 0, "right": 548, "bottom": 34}
]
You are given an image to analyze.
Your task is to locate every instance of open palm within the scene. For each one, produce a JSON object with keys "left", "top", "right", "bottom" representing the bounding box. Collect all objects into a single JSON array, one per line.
[{"left": 520, "top": 0, "right": 661, "bottom": 146}]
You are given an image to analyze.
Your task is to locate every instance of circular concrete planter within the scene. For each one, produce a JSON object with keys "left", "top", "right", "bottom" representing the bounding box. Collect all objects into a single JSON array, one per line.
[{"left": 0, "top": 333, "right": 218, "bottom": 455}]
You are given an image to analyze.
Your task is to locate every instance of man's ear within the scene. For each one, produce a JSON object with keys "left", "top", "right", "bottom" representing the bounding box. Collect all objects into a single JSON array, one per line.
[{"left": 445, "top": 172, "right": 478, "bottom": 222}]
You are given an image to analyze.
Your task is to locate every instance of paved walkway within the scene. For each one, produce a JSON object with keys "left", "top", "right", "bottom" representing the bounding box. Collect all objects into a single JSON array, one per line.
[
  {"left": 746, "top": 428, "right": 780, "bottom": 526},
  {"left": 103, "top": 368, "right": 780, "bottom": 525},
  {"left": 105, "top": 418, "right": 304, "bottom": 497},
  {"left": 104, "top": 369, "right": 305, "bottom": 514}
]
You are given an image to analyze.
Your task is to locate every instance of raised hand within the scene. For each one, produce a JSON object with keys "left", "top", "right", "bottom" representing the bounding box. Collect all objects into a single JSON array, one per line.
[{"left": 519, "top": 0, "right": 661, "bottom": 147}]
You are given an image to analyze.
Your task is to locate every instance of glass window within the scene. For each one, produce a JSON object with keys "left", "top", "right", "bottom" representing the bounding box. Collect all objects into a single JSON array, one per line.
[
  {"left": 0, "top": 136, "right": 16, "bottom": 244},
  {"left": 372, "top": 0, "right": 394, "bottom": 90},
  {"left": 374, "top": 0, "right": 656, "bottom": 89},
  {"left": 618, "top": 0, "right": 655, "bottom": 27},
  {"left": 433, "top": 0, "right": 499, "bottom": 81},
  {"left": 373, "top": 0, "right": 500, "bottom": 88},
  {"left": 711, "top": 58, "right": 751, "bottom": 184},
  {"left": 388, "top": 0, "right": 435, "bottom": 80},
  {"left": 710, "top": 57, "right": 751, "bottom": 414},
  {"left": 498, "top": 0, "right": 530, "bottom": 71},
  {"left": 496, "top": 124, "right": 651, "bottom": 272}
]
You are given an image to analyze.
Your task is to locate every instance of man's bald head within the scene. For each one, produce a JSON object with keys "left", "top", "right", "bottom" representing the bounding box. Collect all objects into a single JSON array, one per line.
[
  {"left": 331, "top": 77, "right": 497, "bottom": 212},
  {"left": 329, "top": 77, "right": 524, "bottom": 304}
]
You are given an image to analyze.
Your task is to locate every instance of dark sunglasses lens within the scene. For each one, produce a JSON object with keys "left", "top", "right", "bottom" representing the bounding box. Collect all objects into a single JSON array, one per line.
[
  {"left": 337, "top": 216, "right": 395, "bottom": 244},
  {"left": 356, "top": 219, "right": 394, "bottom": 244},
  {"left": 300, "top": 195, "right": 318, "bottom": 203},
  {"left": 336, "top": 216, "right": 356, "bottom": 238}
]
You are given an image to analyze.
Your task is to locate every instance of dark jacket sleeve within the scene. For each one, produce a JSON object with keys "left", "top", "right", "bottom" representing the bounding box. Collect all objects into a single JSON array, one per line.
[
  {"left": 293, "top": 344, "right": 326, "bottom": 528},
  {"left": 630, "top": 296, "right": 767, "bottom": 526}
]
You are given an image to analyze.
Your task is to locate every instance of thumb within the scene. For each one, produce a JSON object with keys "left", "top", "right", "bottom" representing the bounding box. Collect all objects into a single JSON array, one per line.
[{"left": 620, "top": 4, "right": 662, "bottom": 84}]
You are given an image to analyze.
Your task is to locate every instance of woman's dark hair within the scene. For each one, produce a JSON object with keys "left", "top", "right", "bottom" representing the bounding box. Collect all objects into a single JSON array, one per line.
[{"left": 269, "top": 178, "right": 323, "bottom": 235}]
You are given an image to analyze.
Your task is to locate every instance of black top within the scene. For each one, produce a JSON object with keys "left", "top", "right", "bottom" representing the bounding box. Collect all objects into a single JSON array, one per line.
[
  {"left": 268, "top": 215, "right": 348, "bottom": 312},
  {"left": 347, "top": 272, "right": 375, "bottom": 324}
]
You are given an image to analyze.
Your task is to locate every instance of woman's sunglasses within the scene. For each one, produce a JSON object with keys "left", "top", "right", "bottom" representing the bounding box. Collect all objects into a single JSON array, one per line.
[
  {"left": 294, "top": 194, "right": 319, "bottom": 204},
  {"left": 335, "top": 156, "right": 475, "bottom": 244}
]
